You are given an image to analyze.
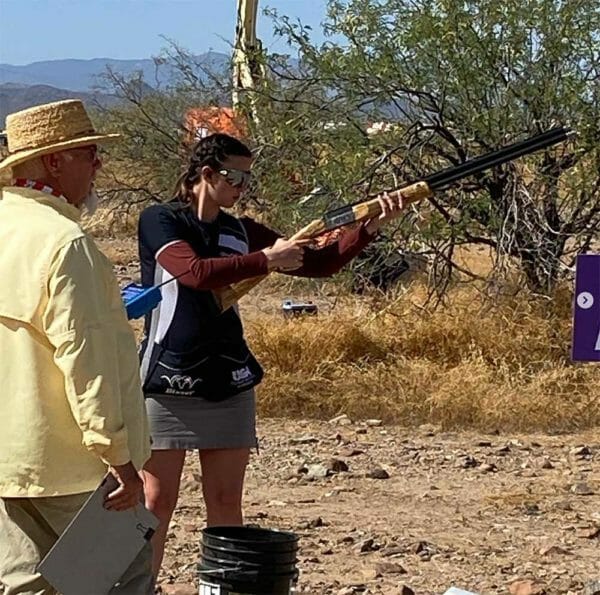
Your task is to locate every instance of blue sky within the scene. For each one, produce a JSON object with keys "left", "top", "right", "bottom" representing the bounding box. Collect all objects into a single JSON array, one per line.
[{"left": 0, "top": 0, "right": 332, "bottom": 65}]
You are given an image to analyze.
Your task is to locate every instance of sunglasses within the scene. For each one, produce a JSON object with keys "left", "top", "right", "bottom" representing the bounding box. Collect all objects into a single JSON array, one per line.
[
  {"left": 67, "top": 145, "right": 100, "bottom": 162},
  {"left": 218, "top": 167, "right": 252, "bottom": 189}
]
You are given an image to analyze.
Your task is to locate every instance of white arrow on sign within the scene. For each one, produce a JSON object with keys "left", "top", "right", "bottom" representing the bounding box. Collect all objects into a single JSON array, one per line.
[{"left": 577, "top": 291, "right": 594, "bottom": 310}]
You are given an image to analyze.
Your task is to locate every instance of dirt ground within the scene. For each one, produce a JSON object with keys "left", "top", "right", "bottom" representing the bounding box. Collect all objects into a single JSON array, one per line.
[{"left": 157, "top": 418, "right": 599, "bottom": 595}]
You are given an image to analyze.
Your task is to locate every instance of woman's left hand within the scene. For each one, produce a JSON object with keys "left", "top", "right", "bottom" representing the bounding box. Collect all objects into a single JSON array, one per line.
[{"left": 365, "top": 191, "right": 405, "bottom": 235}]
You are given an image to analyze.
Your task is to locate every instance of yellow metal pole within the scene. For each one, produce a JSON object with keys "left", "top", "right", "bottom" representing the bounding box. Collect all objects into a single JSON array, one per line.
[{"left": 232, "top": 0, "right": 263, "bottom": 116}]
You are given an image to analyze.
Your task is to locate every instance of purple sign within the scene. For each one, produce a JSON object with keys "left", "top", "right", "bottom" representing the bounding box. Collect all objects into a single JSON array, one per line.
[{"left": 572, "top": 254, "right": 600, "bottom": 362}]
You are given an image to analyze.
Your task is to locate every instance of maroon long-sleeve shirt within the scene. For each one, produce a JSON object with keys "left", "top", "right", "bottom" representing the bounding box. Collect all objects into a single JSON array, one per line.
[{"left": 155, "top": 215, "right": 375, "bottom": 291}]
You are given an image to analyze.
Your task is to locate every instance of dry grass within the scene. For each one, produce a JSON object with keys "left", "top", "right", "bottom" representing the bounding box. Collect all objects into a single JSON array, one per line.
[{"left": 247, "top": 283, "right": 600, "bottom": 432}]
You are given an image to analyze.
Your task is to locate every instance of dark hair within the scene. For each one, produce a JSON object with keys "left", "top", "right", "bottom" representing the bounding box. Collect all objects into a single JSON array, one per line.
[{"left": 174, "top": 133, "right": 252, "bottom": 204}]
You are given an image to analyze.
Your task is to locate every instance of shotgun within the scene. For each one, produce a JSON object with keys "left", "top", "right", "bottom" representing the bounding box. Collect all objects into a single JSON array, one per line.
[{"left": 213, "top": 126, "right": 574, "bottom": 311}]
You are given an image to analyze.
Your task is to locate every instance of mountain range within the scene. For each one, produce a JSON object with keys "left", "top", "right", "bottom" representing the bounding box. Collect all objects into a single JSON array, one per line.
[
  {"left": 0, "top": 53, "right": 229, "bottom": 91},
  {"left": 0, "top": 52, "right": 230, "bottom": 127},
  {"left": 0, "top": 83, "right": 123, "bottom": 128},
  {"left": 0, "top": 52, "right": 402, "bottom": 129}
]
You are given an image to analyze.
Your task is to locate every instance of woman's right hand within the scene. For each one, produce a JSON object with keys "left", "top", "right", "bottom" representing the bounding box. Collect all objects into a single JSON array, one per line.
[{"left": 262, "top": 238, "right": 310, "bottom": 272}]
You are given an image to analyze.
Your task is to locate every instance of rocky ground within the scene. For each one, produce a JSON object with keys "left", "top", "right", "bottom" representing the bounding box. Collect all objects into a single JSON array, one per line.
[{"left": 157, "top": 417, "right": 599, "bottom": 595}]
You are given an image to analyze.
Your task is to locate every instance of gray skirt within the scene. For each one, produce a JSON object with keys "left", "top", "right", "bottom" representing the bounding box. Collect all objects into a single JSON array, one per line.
[{"left": 145, "top": 388, "right": 257, "bottom": 450}]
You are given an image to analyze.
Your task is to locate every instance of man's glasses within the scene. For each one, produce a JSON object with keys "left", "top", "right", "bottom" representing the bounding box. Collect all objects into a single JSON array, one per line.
[
  {"left": 67, "top": 145, "right": 100, "bottom": 163},
  {"left": 218, "top": 167, "right": 252, "bottom": 189}
]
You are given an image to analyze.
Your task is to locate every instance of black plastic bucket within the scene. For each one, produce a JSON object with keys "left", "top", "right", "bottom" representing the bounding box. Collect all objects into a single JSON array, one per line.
[{"left": 198, "top": 526, "right": 299, "bottom": 595}]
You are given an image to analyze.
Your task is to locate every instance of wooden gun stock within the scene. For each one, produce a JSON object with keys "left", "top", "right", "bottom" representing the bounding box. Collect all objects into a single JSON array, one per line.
[{"left": 214, "top": 181, "right": 433, "bottom": 311}]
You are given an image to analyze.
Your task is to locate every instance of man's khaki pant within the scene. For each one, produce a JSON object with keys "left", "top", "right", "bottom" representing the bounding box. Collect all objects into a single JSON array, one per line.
[{"left": 0, "top": 493, "right": 154, "bottom": 595}]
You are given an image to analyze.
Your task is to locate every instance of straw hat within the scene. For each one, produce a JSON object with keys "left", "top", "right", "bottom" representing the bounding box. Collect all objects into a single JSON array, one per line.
[{"left": 0, "top": 99, "right": 120, "bottom": 174}]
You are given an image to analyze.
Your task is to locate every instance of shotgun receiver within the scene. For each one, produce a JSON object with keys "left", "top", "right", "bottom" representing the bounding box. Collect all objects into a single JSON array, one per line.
[{"left": 215, "top": 126, "right": 574, "bottom": 311}]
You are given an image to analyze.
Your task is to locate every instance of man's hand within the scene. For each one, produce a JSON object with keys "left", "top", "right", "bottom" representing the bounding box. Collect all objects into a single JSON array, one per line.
[
  {"left": 365, "top": 191, "right": 406, "bottom": 235},
  {"left": 262, "top": 238, "right": 312, "bottom": 272},
  {"left": 104, "top": 461, "right": 143, "bottom": 511}
]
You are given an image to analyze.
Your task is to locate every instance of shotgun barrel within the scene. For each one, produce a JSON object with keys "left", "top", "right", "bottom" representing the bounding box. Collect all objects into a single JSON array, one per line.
[
  {"left": 424, "top": 126, "right": 574, "bottom": 190},
  {"left": 321, "top": 126, "right": 574, "bottom": 232}
]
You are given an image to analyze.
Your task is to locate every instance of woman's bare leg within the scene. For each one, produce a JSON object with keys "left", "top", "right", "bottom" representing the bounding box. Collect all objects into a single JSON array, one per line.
[{"left": 199, "top": 448, "right": 250, "bottom": 527}]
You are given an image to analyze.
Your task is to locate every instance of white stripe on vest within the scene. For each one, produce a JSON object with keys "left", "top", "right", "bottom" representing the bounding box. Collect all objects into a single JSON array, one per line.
[{"left": 219, "top": 233, "right": 248, "bottom": 255}]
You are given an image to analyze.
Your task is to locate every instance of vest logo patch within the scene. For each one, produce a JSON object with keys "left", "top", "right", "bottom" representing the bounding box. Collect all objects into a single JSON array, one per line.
[
  {"left": 161, "top": 374, "right": 202, "bottom": 391},
  {"left": 231, "top": 366, "right": 253, "bottom": 385}
]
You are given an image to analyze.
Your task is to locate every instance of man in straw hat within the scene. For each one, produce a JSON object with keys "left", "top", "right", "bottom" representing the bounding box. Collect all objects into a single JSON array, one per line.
[{"left": 0, "top": 100, "right": 153, "bottom": 593}]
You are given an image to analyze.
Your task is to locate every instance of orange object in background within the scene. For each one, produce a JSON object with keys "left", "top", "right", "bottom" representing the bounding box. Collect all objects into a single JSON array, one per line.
[{"left": 185, "top": 107, "right": 247, "bottom": 144}]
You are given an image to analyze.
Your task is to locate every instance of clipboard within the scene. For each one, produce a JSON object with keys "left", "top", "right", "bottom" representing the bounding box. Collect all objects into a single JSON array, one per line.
[{"left": 37, "top": 473, "right": 158, "bottom": 595}]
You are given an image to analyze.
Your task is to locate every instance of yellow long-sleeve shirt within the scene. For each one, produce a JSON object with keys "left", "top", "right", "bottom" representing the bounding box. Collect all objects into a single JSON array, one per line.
[{"left": 0, "top": 186, "right": 150, "bottom": 497}]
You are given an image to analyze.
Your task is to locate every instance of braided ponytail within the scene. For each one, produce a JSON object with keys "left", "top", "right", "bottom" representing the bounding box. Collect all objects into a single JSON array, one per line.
[{"left": 174, "top": 133, "right": 252, "bottom": 205}]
